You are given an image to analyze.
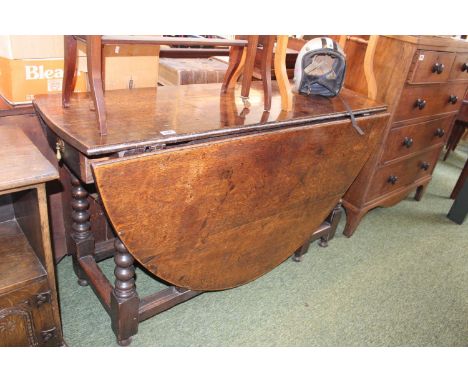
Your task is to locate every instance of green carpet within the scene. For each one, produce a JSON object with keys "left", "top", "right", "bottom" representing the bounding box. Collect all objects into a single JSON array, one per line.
[{"left": 56, "top": 145, "right": 468, "bottom": 346}]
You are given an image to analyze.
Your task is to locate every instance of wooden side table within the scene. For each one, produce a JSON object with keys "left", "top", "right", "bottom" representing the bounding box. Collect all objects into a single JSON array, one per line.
[{"left": 0, "top": 127, "right": 63, "bottom": 346}]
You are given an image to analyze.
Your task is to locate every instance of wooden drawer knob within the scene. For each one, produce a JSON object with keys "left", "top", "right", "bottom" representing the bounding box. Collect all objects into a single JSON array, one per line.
[
  {"left": 403, "top": 137, "right": 414, "bottom": 148},
  {"left": 415, "top": 98, "right": 426, "bottom": 110},
  {"left": 420, "top": 162, "right": 430, "bottom": 171},
  {"left": 432, "top": 62, "right": 445, "bottom": 74},
  {"left": 388, "top": 175, "right": 398, "bottom": 185},
  {"left": 435, "top": 128, "right": 445, "bottom": 138},
  {"left": 462, "top": 63, "right": 468, "bottom": 72},
  {"left": 448, "top": 95, "right": 458, "bottom": 104}
]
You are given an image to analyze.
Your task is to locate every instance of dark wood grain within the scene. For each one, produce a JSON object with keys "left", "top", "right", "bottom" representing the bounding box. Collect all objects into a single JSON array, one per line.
[
  {"left": 0, "top": 195, "right": 14, "bottom": 222},
  {"left": 34, "top": 82, "right": 385, "bottom": 156},
  {"left": 13, "top": 189, "right": 46, "bottom": 266},
  {"left": 0, "top": 278, "right": 60, "bottom": 346},
  {"left": 0, "top": 128, "right": 58, "bottom": 192},
  {"left": 0, "top": 220, "right": 46, "bottom": 295},
  {"left": 86, "top": 36, "right": 107, "bottom": 135},
  {"left": 0, "top": 127, "right": 63, "bottom": 346},
  {"left": 39, "top": 63, "right": 389, "bottom": 343},
  {"left": 159, "top": 47, "right": 230, "bottom": 59},
  {"left": 93, "top": 114, "right": 388, "bottom": 291},
  {"left": 0, "top": 113, "right": 68, "bottom": 261},
  {"left": 62, "top": 35, "right": 78, "bottom": 108}
]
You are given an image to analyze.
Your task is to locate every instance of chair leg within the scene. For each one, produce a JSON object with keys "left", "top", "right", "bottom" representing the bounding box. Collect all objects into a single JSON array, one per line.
[
  {"left": 221, "top": 44, "right": 244, "bottom": 93},
  {"left": 86, "top": 35, "right": 107, "bottom": 135},
  {"left": 240, "top": 35, "right": 259, "bottom": 105},
  {"left": 62, "top": 35, "right": 78, "bottom": 108},
  {"left": 101, "top": 45, "right": 106, "bottom": 93},
  {"left": 274, "top": 35, "right": 293, "bottom": 112},
  {"left": 260, "top": 36, "right": 275, "bottom": 111}
]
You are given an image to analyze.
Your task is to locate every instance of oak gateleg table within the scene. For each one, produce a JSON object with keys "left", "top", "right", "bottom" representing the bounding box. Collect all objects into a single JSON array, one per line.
[{"left": 33, "top": 81, "right": 388, "bottom": 345}]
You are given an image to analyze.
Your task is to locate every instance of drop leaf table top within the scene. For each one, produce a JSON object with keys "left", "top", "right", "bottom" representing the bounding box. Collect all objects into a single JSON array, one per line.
[{"left": 33, "top": 81, "right": 386, "bottom": 156}]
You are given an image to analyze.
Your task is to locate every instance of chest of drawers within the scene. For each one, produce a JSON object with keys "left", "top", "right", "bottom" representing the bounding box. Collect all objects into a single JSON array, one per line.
[{"left": 342, "top": 35, "right": 468, "bottom": 236}]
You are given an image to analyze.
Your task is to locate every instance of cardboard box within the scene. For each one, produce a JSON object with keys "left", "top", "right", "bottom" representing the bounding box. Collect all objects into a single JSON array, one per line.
[
  {"left": 0, "top": 36, "right": 160, "bottom": 105},
  {"left": 100, "top": 44, "right": 160, "bottom": 90},
  {"left": 0, "top": 56, "right": 88, "bottom": 105},
  {"left": 75, "top": 41, "right": 160, "bottom": 90},
  {"left": 0, "top": 35, "right": 65, "bottom": 59},
  {"left": 0, "top": 35, "right": 88, "bottom": 105}
]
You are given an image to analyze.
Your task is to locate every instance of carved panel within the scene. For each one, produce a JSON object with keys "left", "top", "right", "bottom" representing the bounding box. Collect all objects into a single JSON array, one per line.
[{"left": 0, "top": 305, "right": 38, "bottom": 346}]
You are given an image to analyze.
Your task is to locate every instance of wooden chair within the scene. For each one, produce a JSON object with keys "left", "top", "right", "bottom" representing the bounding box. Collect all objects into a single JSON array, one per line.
[
  {"left": 63, "top": 35, "right": 296, "bottom": 136},
  {"left": 263, "top": 35, "right": 380, "bottom": 114},
  {"left": 220, "top": 35, "right": 292, "bottom": 112},
  {"left": 338, "top": 36, "right": 379, "bottom": 101},
  {"left": 62, "top": 35, "right": 250, "bottom": 135}
]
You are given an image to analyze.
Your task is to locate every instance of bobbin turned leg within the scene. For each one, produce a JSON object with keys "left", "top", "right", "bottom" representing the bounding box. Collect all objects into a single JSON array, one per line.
[
  {"left": 319, "top": 202, "right": 343, "bottom": 247},
  {"left": 70, "top": 174, "right": 94, "bottom": 286},
  {"left": 111, "top": 238, "right": 139, "bottom": 346}
]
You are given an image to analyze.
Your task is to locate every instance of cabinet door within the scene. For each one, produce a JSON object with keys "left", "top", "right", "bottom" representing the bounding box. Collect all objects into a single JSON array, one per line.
[{"left": 0, "top": 281, "right": 60, "bottom": 347}]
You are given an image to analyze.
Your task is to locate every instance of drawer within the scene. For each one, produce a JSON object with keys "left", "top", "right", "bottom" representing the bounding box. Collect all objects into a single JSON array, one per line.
[
  {"left": 381, "top": 116, "right": 453, "bottom": 164},
  {"left": 369, "top": 148, "right": 441, "bottom": 200},
  {"left": 449, "top": 53, "right": 468, "bottom": 81},
  {"left": 407, "top": 50, "right": 456, "bottom": 84},
  {"left": 394, "top": 83, "right": 466, "bottom": 122}
]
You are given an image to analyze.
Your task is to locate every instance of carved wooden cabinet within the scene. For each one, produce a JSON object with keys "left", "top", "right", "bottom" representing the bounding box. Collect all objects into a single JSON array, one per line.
[
  {"left": 342, "top": 36, "right": 468, "bottom": 236},
  {"left": 0, "top": 127, "right": 63, "bottom": 346}
]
